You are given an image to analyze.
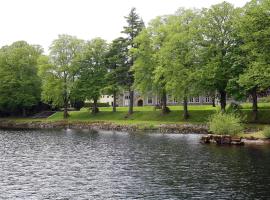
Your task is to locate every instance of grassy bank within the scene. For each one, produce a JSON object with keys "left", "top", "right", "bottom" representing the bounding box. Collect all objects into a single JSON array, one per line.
[
  {"left": 48, "top": 105, "right": 217, "bottom": 125},
  {"left": 44, "top": 103, "right": 270, "bottom": 126},
  {"left": 2, "top": 103, "right": 270, "bottom": 138}
]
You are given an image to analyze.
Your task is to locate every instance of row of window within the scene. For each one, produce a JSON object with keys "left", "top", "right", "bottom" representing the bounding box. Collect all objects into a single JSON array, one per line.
[
  {"left": 101, "top": 95, "right": 114, "bottom": 98},
  {"left": 123, "top": 96, "right": 212, "bottom": 104}
]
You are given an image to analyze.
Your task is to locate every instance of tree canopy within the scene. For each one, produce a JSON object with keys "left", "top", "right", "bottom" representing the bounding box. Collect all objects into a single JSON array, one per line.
[{"left": 0, "top": 41, "right": 41, "bottom": 116}]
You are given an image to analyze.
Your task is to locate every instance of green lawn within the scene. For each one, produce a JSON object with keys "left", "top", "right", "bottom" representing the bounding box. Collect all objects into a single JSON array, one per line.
[
  {"left": 2, "top": 103, "right": 270, "bottom": 139},
  {"left": 48, "top": 105, "right": 217, "bottom": 125},
  {"left": 46, "top": 103, "right": 270, "bottom": 125}
]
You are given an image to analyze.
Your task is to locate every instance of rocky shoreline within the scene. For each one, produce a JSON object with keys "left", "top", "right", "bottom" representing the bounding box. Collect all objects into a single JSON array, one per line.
[
  {"left": 0, "top": 120, "right": 269, "bottom": 145},
  {"left": 0, "top": 120, "right": 209, "bottom": 134}
]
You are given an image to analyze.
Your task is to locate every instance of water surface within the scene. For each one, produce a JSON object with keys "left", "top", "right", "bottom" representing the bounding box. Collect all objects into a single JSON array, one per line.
[{"left": 0, "top": 129, "right": 270, "bottom": 199}]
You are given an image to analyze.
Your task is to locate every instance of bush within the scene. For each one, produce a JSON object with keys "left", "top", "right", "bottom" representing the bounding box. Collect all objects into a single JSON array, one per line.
[
  {"left": 258, "top": 96, "right": 270, "bottom": 103},
  {"left": 262, "top": 127, "right": 270, "bottom": 139},
  {"left": 72, "top": 100, "right": 85, "bottom": 111},
  {"left": 84, "top": 102, "right": 110, "bottom": 108},
  {"left": 209, "top": 112, "right": 243, "bottom": 136},
  {"left": 227, "top": 102, "right": 242, "bottom": 114}
]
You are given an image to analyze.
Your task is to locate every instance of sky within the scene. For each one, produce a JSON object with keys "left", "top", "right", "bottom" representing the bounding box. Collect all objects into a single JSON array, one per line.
[{"left": 0, "top": 0, "right": 249, "bottom": 52}]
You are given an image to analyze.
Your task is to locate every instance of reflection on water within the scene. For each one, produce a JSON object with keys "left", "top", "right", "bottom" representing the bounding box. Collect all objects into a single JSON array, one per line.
[{"left": 0, "top": 129, "right": 270, "bottom": 199}]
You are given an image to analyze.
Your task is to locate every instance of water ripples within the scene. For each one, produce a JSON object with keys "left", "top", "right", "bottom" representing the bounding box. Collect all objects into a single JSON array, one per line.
[{"left": 0, "top": 129, "right": 270, "bottom": 199}]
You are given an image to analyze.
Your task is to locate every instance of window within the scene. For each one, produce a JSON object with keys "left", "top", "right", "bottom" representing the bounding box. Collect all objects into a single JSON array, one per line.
[
  {"left": 189, "top": 98, "right": 194, "bottom": 103},
  {"left": 168, "top": 95, "right": 172, "bottom": 103},
  {"left": 125, "top": 96, "right": 130, "bottom": 100},
  {"left": 174, "top": 98, "right": 178, "bottom": 103},
  {"left": 107, "top": 96, "right": 109, "bottom": 98},
  {"left": 205, "top": 96, "right": 210, "bottom": 103},
  {"left": 148, "top": 97, "right": 153, "bottom": 104}
]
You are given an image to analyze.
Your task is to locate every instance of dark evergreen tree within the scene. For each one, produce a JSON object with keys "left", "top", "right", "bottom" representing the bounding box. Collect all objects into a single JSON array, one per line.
[
  {"left": 105, "top": 37, "right": 128, "bottom": 112},
  {"left": 122, "top": 7, "right": 145, "bottom": 115}
]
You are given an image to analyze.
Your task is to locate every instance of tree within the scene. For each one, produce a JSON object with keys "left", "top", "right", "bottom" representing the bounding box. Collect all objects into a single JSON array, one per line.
[
  {"left": 160, "top": 9, "right": 202, "bottom": 119},
  {"left": 75, "top": 38, "right": 108, "bottom": 114},
  {"left": 105, "top": 37, "right": 128, "bottom": 112},
  {"left": 237, "top": 0, "right": 270, "bottom": 121},
  {"left": 122, "top": 7, "right": 145, "bottom": 115},
  {"left": 133, "top": 16, "right": 171, "bottom": 114},
  {"left": 41, "top": 34, "right": 83, "bottom": 118},
  {"left": 0, "top": 41, "right": 41, "bottom": 116},
  {"left": 200, "top": 2, "right": 240, "bottom": 112}
]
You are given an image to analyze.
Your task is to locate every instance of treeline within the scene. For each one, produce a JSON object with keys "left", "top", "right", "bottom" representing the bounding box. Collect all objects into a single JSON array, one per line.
[{"left": 0, "top": 1, "right": 269, "bottom": 121}]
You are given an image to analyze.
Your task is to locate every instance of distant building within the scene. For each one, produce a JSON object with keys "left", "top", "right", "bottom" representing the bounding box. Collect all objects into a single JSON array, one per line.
[
  {"left": 99, "top": 90, "right": 213, "bottom": 107},
  {"left": 99, "top": 95, "right": 114, "bottom": 106}
]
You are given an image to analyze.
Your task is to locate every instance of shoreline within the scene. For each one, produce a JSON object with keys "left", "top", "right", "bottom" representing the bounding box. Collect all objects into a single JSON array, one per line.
[
  {"left": 0, "top": 120, "right": 208, "bottom": 134},
  {"left": 0, "top": 119, "right": 269, "bottom": 145}
]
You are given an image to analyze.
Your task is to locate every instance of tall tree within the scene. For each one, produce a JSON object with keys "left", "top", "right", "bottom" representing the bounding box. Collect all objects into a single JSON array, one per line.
[
  {"left": 133, "top": 16, "right": 171, "bottom": 114},
  {"left": 160, "top": 9, "right": 202, "bottom": 119},
  {"left": 75, "top": 38, "right": 108, "bottom": 114},
  {"left": 122, "top": 7, "right": 144, "bottom": 115},
  {"left": 105, "top": 37, "right": 128, "bottom": 112},
  {"left": 0, "top": 41, "right": 41, "bottom": 116},
  {"left": 41, "top": 34, "right": 83, "bottom": 118},
  {"left": 200, "top": 2, "right": 240, "bottom": 112},
  {"left": 237, "top": 0, "right": 270, "bottom": 121}
]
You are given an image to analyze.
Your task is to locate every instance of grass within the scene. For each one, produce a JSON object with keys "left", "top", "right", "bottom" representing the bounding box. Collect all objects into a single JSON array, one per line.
[
  {"left": 46, "top": 103, "right": 270, "bottom": 125},
  {"left": 2, "top": 103, "right": 270, "bottom": 139},
  {"left": 239, "top": 131, "right": 266, "bottom": 139},
  {"left": 47, "top": 105, "right": 217, "bottom": 125}
]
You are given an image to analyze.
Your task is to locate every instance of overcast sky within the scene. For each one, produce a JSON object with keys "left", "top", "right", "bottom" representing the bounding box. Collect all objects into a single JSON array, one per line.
[{"left": 0, "top": 0, "right": 249, "bottom": 52}]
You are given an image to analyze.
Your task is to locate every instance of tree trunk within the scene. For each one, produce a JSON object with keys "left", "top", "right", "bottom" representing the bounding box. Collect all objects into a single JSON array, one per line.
[
  {"left": 128, "top": 90, "right": 134, "bottom": 115},
  {"left": 22, "top": 108, "right": 26, "bottom": 117},
  {"left": 219, "top": 90, "right": 226, "bottom": 113},
  {"left": 92, "top": 99, "right": 99, "bottom": 114},
  {"left": 113, "top": 91, "right": 117, "bottom": 112},
  {"left": 63, "top": 73, "right": 69, "bottom": 119},
  {"left": 251, "top": 87, "right": 258, "bottom": 122},
  {"left": 212, "top": 96, "right": 216, "bottom": 107},
  {"left": 63, "top": 100, "right": 69, "bottom": 119},
  {"left": 183, "top": 97, "right": 189, "bottom": 120},
  {"left": 161, "top": 90, "right": 169, "bottom": 114}
]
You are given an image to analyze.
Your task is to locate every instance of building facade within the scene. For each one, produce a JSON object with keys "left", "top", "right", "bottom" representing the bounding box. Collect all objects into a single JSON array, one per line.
[{"left": 99, "top": 91, "right": 213, "bottom": 107}]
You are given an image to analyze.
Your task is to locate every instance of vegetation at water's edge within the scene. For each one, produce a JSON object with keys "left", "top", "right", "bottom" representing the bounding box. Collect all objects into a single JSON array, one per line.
[
  {"left": 208, "top": 112, "right": 243, "bottom": 136},
  {"left": 44, "top": 104, "right": 270, "bottom": 125},
  {"left": 262, "top": 127, "right": 270, "bottom": 139}
]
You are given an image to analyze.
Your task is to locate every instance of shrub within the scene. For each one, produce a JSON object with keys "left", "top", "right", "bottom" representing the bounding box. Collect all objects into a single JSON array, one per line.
[
  {"left": 226, "top": 102, "right": 242, "bottom": 114},
  {"left": 209, "top": 112, "right": 243, "bottom": 136},
  {"left": 72, "top": 100, "right": 85, "bottom": 111},
  {"left": 258, "top": 96, "right": 270, "bottom": 103},
  {"left": 262, "top": 127, "right": 270, "bottom": 139},
  {"left": 84, "top": 102, "right": 110, "bottom": 108}
]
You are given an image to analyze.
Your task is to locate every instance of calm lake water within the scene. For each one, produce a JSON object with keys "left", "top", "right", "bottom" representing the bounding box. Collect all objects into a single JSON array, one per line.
[{"left": 0, "top": 129, "right": 270, "bottom": 199}]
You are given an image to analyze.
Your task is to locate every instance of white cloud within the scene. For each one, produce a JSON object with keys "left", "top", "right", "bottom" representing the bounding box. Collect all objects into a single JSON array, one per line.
[{"left": 0, "top": 0, "right": 249, "bottom": 52}]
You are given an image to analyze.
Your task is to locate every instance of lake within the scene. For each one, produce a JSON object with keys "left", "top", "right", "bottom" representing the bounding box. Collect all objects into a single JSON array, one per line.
[{"left": 0, "top": 128, "right": 270, "bottom": 199}]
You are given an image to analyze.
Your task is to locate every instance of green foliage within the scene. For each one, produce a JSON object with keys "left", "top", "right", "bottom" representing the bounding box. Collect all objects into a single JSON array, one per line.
[
  {"left": 209, "top": 112, "right": 243, "bottom": 136},
  {"left": 104, "top": 37, "right": 128, "bottom": 97},
  {"left": 75, "top": 38, "right": 108, "bottom": 102},
  {"left": 237, "top": 0, "right": 270, "bottom": 99},
  {"left": 199, "top": 2, "right": 243, "bottom": 110},
  {"left": 120, "top": 8, "right": 145, "bottom": 89},
  {"left": 262, "top": 127, "right": 270, "bottom": 139},
  {"left": 84, "top": 102, "right": 110, "bottom": 108},
  {"left": 226, "top": 102, "right": 243, "bottom": 114},
  {"left": 70, "top": 100, "right": 85, "bottom": 111},
  {"left": 160, "top": 9, "right": 202, "bottom": 99},
  {"left": 258, "top": 96, "right": 270, "bottom": 103},
  {"left": 40, "top": 35, "right": 83, "bottom": 110},
  {"left": 0, "top": 41, "right": 41, "bottom": 113}
]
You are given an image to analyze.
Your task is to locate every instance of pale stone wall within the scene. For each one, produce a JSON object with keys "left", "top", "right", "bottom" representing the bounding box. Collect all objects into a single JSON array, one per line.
[{"left": 101, "top": 91, "right": 214, "bottom": 107}]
